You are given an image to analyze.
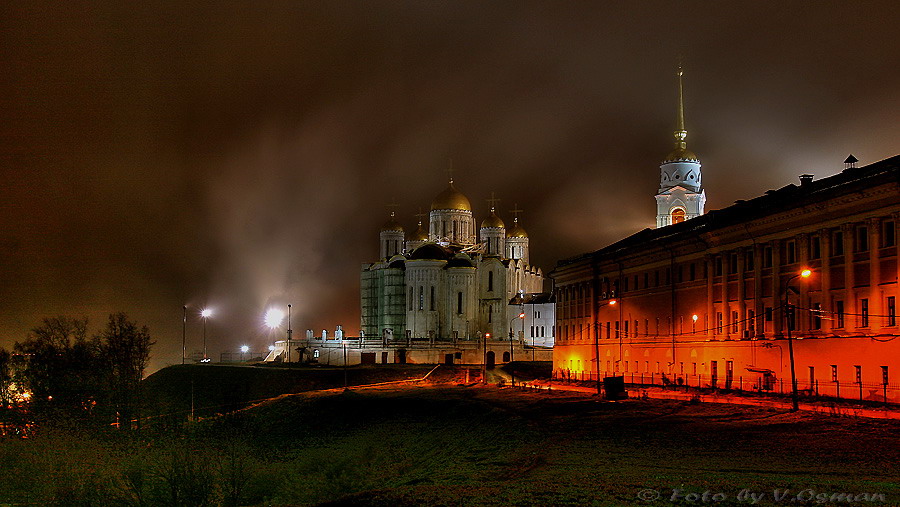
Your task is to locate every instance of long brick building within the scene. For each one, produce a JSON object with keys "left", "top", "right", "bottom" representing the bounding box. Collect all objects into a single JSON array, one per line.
[{"left": 551, "top": 70, "right": 898, "bottom": 400}]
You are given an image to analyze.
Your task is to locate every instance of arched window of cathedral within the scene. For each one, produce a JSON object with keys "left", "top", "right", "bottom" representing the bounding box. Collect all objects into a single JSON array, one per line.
[
  {"left": 430, "top": 286, "right": 435, "bottom": 311},
  {"left": 457, "top": 292, "right": 463, "bottom": 314},
  {"left": 488, "top": 271, "right": 494, "bottom": 292},
  {"left": 671, "top": 208, "right": 686, "bottom": 224}
]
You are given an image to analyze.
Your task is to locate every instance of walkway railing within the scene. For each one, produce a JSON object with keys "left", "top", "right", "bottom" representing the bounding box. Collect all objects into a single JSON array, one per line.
[{"left": 552, "top": 369, "right": 898, "bottom": 405}]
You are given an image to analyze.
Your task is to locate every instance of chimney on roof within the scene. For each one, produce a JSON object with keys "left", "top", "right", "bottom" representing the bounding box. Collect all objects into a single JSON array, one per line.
[
  {"left": 799, "top": 174, "right": 813, "bottom": 186},
  {"left": 844, "top": 154, "right": 858, "bottom": 170}
]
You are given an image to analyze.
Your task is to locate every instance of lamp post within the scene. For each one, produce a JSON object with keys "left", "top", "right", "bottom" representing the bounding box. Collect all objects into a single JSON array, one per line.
[
  {"left": 508, "top": 312, "right": 525, "bottom": 386},
  {"left": 265, "top": 308, "right": 285, "bottom": 361},
  {"left": 287, "top": 304, "right": 293, "bottom": 363},
  {"left": 596, "top": 299, "right": 617, "bottom": 395},
  {"left": 200, "top": 308, "right": 213, "bottom": 362},
  {"left": 483, "top": 332, "right": 490, "bottom": 385},
  {"left": 240, "top": 345, "right": 249, "bottom": 362},
  {"left": 182, "top": 305, "right": 187, "bottom": 365},
  {"left": 784, "top": 268, "right": 812, "bottom": 412}
]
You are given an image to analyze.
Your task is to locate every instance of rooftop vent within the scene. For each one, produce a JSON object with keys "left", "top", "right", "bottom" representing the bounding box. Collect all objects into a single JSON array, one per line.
[
  {"left": 799, "top": 174, "right": 814, "bottom": 186},
  {"left": 844, "top": 154, "right": 858, "bottom": 170}
]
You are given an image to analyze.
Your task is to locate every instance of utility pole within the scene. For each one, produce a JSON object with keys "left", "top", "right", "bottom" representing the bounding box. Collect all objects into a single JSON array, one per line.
[{"left": 182, "top": 305, "right": 186, "bottom": 365}]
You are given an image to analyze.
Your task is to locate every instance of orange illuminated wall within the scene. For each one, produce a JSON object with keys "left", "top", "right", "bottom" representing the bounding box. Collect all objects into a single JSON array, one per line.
[{"left": 551, "top": 155, "right": 900, "bottom": 399}]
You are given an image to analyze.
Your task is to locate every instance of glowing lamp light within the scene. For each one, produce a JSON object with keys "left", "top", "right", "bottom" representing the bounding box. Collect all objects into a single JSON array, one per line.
[
  {"left": 692, "top": 314, "right": 699, "bottom": 322},
  {"left": 240, "top": 345, "right": 249, "bottom": 353},
  {"left": 518, "top": 312, "right": 526, "bottom": 319},
  {"left": 200, "top": 308, "right": 213, "bottom": 318},
  {"left": 800, "top": 269, "right": 812, "bottom": 278},
  {"left": 268, "top": 345, "right": 275, "bottom": 351},
  {"left": 609, "top": 299, "right": 617, "bottom": 306},
  {"left": 265, "top": 308, "right": 285, "bottom": 328},
  {"left": 485, "top": 333, "right": 491, "bottom": 339}
]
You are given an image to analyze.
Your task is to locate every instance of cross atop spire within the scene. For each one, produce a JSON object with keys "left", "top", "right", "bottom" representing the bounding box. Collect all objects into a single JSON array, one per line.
[
  {"left": 447, "top": 159, "right": 454, "bottom": 185},
  {"left": 414, "top": 207, "right": 427, "bottom": 226},
  {"left": 487, "top": 192, "right": 501, "bottom": 213},
  {"left": 385, "top": 200, "right": 400, "bottom": 218},
  {"left": 509, "top": 203, "right": 524, "bottom": 224}
]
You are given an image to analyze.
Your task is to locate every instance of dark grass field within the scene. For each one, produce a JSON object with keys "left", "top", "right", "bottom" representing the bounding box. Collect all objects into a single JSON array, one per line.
[{"left": 1, "top": 374, "right": 897, "bottom": 505}]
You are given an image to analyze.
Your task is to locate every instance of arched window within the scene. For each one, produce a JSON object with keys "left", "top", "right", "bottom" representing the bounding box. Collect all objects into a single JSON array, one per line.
[
  {"left": 488, "top": 271, "right": 494, "bottom": 291},
  {"left": 671, "top": 208, "right": 686, "bottom": 224}
]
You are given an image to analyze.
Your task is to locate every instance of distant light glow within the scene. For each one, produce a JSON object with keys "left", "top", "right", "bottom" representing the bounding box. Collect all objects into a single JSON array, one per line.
[
  {"left": 692, "top": 314, "right": 699, "bottom": 322},
  {"left": 240, "top": 345, "right": 249, "bottom": 353},
  {"left": 518, "top": 312, "right": 526, "bottom": 319},
  {"left": 800, "top": 269, "right": 812, "bottom": 278},
  {"left": 609, "top": 299, "right": 617, "bottom": 306},
  {"left": 268, "top": 345, "right": 275, "bottom": 351},
  {"left": 265, "top": 308, "right": 284, "bottom": 328},
  {"left": 200, "top": 308, "right": 213, "bottom": 318}
]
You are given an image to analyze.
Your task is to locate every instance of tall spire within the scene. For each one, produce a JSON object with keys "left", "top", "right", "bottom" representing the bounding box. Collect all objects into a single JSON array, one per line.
[{"left": 674, "top": 64, "right": 688, "bottom": 149}]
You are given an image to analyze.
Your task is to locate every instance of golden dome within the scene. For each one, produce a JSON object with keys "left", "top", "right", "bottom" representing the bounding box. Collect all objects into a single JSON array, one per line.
[
  {"left": 507, "top": 221, "right": 528, "bottom": 238},
  {"left": 381, "top": 214, "right": 404, "bottom": 233},
  {"left": 663, "top": 144, "right": 700, "bottom": 163},
  {"left": 410, "top": 223, "right": 428, "bottom": 241},
  {"left": 431, "top": 182, "right": 472, "bottom": 211},
  {"left": 480, "top": 211, "right": 505, "bottom": 229}
]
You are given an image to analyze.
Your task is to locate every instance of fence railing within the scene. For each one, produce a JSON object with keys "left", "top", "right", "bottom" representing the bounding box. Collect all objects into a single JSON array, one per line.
[{"left": 552, "top": 369, "right": 898, "bottom": 405}]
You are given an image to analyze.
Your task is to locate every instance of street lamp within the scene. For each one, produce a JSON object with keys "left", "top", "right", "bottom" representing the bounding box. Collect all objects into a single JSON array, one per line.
[
  {"left": 200, "top": 308, "right": 213, "bottom": 362},
  {"left": 596, "top": 299, "right": 616, "bottom": 395},
  {"left": 784, "top": 268, "right": 812, "bottom": 412},
  {"left": 287, "top": 304, "right": 293, "bottom": 363},
  {"left": 182, "top": 305, "right": 187, "bottom": 365},
  {"left": 265, "top": 308, "right": 285, "bottom": 361},
  {"left": 508, "top": 312, "right": 526, "bottom": 386},
  {"left": 240, "top": 345, "right": 249, "bottom": 361}
]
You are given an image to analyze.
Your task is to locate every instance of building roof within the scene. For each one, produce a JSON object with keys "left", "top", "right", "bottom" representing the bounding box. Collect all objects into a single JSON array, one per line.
[
  {"left": 509, "top": 292, "right": 556, "bottom": 305},
  {"left": 481, "top": 211, "right": 505, "bottom": 229},
  {"left": 557, "top": 154, "right": 900, "bottom": 268},
  {"left": 431, "top": 182, "right": 472, "bottom": 211},
  {"left": 408, "top": 243, "right": 453, "bottom": 261},
  {"left": 507, "top": 221, "right": 528, "bottom": 238}
]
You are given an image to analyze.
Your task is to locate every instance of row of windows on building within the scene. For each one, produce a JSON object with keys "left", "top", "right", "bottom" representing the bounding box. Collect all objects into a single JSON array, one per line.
[
  {"left": 405, "top": 273, "right": 498, "bottom": 313},
  {"left": 557, "top": 219, "right": 898, "bottom": 305},
  {"left": 559, "top": 295, "right": 897, "bottom": 342}
]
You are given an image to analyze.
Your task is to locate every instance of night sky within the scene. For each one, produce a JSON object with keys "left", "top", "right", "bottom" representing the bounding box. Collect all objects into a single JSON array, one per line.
[{"left": 2, "top": 2, "right": 898, "bottom": 372}]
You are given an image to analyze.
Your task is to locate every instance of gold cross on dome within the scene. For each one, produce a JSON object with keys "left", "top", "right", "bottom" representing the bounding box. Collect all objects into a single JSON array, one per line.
[
  {"left": 487, "top": 192, "right": 501, "bottom": 212},
  {"left": 510, "top": 204, "right": 524, "bottom": 223},
  {"left": 385, "top": 201, "right": 400, "bottom": 218},
  {"left": 414, "top": 207, "right": 427, "bottom": 225}
]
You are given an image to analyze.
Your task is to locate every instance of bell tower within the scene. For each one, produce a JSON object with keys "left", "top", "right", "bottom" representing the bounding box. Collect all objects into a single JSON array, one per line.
[{"left": 655, "top": 65, "right": 706, "bottom": 228}]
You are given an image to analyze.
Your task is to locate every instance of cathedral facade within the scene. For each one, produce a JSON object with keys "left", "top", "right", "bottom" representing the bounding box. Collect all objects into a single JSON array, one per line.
[{"left": 360, "top": 180, "right": 552, "bottom": 346}]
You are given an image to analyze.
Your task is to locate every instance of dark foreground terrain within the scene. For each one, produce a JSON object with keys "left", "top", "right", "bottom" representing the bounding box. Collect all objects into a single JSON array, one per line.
[{"left": 0, "top": 382, "right": 897, "bottom": 506}]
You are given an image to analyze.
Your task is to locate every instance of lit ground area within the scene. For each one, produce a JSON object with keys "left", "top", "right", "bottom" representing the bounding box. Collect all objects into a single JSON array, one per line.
[{"left": 1, "top": 381, "right": 897, "bottom": 506}]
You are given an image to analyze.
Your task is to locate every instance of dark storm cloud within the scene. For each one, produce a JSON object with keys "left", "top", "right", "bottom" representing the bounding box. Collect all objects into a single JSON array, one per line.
[{"left": 1, "top": 2, "right": 898, "bottom": 371}]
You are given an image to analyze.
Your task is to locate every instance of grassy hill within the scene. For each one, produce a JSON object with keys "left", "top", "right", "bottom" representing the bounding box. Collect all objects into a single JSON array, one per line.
[
  {"left": 140, "top": 363, "right": 438, "bottom": 421},
  {"left": 1, "top": 383, "right": 898, "bottom": 505}
]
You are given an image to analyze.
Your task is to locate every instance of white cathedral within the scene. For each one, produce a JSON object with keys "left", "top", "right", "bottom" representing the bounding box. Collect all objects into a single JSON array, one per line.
[{"left": 360, "top": 182, "right": 554, "bottom": 346}]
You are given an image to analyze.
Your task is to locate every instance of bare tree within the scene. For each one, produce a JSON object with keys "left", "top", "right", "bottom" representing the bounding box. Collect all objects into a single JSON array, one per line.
[{"left": 99, "top": 312, "right": 155, "bottom": 429}]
